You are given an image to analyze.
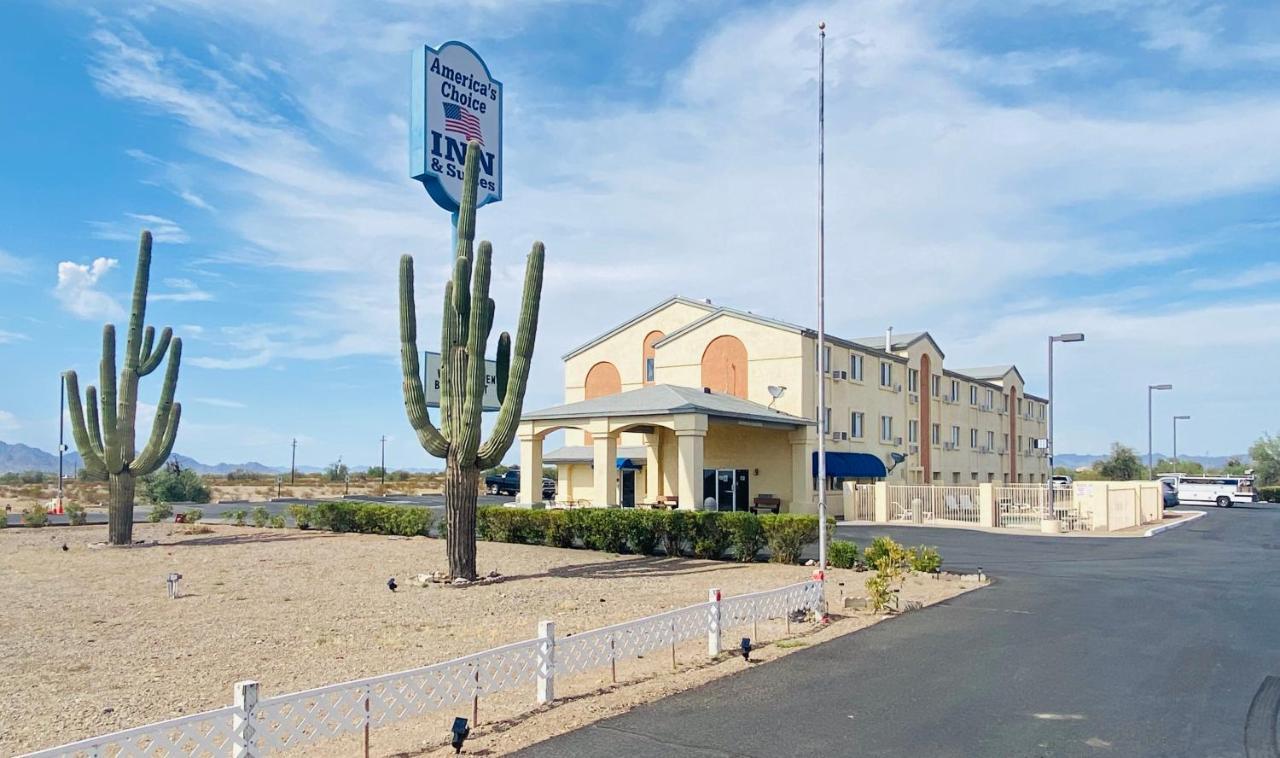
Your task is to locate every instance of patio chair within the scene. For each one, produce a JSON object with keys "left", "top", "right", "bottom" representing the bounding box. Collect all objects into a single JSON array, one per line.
[
  {"left": 959, "top": 495, "right": 977, "bottom": 512},
  {"left": 892, "top": 501, "right": 913, "bottom": 521},
  {"left": 944, "top": 495, "right": 961, "bottom": 517}
]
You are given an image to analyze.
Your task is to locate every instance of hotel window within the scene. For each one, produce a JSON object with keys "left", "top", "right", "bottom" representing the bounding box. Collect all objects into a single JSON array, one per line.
[
  {"left": 1003, "top": 433, "right": 1009, "bottom": 451},
  {"left": 824, "top": 407, "right": 832, "bottom": 431},
  {"left": 1018, "top": 398, "right": 1024, "bottom": 415},
  {"left": 850, "top": 354, "right": 864, "bottom": 381},
  {"left": 645, "top": 357, "right": 655, "bottom": 383},
  {"left": 880, "top": 362, "right": 893, "bottom": 387},
  {"left": 1039, "top": 403, "right": 1045, "bottom": 421},
  {"left": 908, "top": 368, "right": 919, "bottom": 393},
  {"left": 908, "top": 420, "right": 919, "bottom": 443},
  {"left": 822, "top": 345, "right": 831, "bottom": 373},
  {"left": 1002, "top": 394, "right": 1009, "bottom": 412},
  {"left": 971, "top": 472, "right": 980, "bottom": 482},
  {"left": 930, "top": 374, "right": 941, "bottom": 397},
  {"left": 969, "top": 385, "right": 978, "bottom": 406},
  {"left": 880, "top": 415, "right": 894, "bottom": 442},
  {"left": 986, "top": 431, "right": 995, "bottom": 449},
  {"left": 970, "top": 428, "right": 979, "bottom": 448},
  {"left": 951, "top": 425, "right": 961, "bottom": 446},
  {"left": 950, "top": 379, "right": 960, "bottom": 402},
  {"left": 851, "top": 411, "right": 864, "bottom": 438},
  {"left": 953, "top": 472, "right": 962, "bottom": 484},
  {"left": 1018, "top": 435, "right": 1024, "bottom": 452},
  {"left": 985, "top": 389, "right": 994, "bottom": 408},
  {"left": 931, "top": 423, "right": 940, "bottom": 445}
]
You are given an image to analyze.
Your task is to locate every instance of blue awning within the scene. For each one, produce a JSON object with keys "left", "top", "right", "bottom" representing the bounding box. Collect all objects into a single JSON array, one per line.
[
  {"left": 616, "top": 458, "right": 643, "bottom": 470},
  {"left": 812, "top": 451, "right": 887, "bottom": 478}
]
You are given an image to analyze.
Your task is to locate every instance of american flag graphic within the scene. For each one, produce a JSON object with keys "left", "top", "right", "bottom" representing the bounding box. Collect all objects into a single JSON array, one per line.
[{"left": 442, "top": 103, "right": 484, "bottom": 145}]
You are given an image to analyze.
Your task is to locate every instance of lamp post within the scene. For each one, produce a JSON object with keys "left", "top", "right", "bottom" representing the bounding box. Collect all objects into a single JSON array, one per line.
[
  {"left": 1172, "top": 415, "right": 1190, "bottom": 471},
  {"left": 1047, "top": 333, "right": 1084, "bottom": 519},
  {"left": 290, "top": 438, "right": 297, "bottom": 485},
  {"left": 815, "top": 20, "right": 828, "bottom": 575},
  {"left": 380, "top": 435, "right": 388, "bottom": 486},
  {"left": 58, "top": 373, "right": 66, "bottom": 512},
  {"left": 1147, "top": 384, "right": 1172, "bottom": 479}
]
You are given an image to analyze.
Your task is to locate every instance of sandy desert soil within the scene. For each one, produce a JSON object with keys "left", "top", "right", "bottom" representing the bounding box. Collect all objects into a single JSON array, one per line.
[{"left": 0, "top": 523, "right": 981, "bottom": 755}]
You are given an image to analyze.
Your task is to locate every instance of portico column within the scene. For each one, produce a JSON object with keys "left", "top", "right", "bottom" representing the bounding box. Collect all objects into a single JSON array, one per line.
[
  {"left": 592, "top": 432, "right": 618, "bottom": 507},
  {"left": 518, "top": 432, "right": 542, "bottom": 507},
  {"left": 790, "top": 431, "right": 813, "bottom": 515},
  {"left": 675, "top": 430, "right": 705, "bottom": 510},
  {"left": 643, "top": 432, "right": 662, "bottom": 502}
]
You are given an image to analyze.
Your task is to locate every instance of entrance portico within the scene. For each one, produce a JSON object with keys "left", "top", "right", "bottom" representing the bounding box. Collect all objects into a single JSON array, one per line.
[{"left": 517, "top": 385, "right": 811, "bottom": 511}]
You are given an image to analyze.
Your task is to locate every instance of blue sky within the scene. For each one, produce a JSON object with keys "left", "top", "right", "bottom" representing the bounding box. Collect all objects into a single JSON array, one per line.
[{"left": 1, "top": 0, "right": 1278, "bottom": 469}]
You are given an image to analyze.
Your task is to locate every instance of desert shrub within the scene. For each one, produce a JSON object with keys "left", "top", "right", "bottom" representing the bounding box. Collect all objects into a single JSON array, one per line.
[
  {"left": 287, "top": 504, "right": 313, "bottom": 529},
  {"left": 865, "top": 572, "right": 897, "bottom": 612},
  {"left": 269, "top": 515, "right": 287, "bottom": 529},
  {"left": 863, "top": 536, "right": 909, "bottom": 571},
  {"left": 863, "top": 536, "right": 911, "bottom": 613},
  {"left": 250, "top": 506, "right": 270, "bottom": 527},
  {"left": 148, "top": 503, "right": 174, "bottom": 522},
  {"left": 1259, "top": 486, "right": 1280, "bottom": 503},
  {"left": 721, "top": 512, "right": 767, "bottom": 562},
  {"left": 543, "top": 509, "right": 575, "bottom": 548},
  {"left": 65, "top": 502, "right": 87, "bottom": 526},
  {"left": 310, "top": 501, "right": 432, "bottom": 536},
  {"left": 658, "top": 510, "right": 693, "bottom": 557},
  {"left": 759, "top": 514, "right": 819, "bottom": 564},
  {"left": 909, "top": 545, "right": 942, "bottom": 573},
  {"left": 183, "top": 508, "right": 203, "bottom": 524},
  {"left": 477, "top": 507, "right": 545, "bottom": 544},
  {"left": 690, "top": 511, "right": 731, "bottom": 559},
  {"left": 226, "top": 508, "right": 249, "bottom": 526},
  {"left": 143, "top": 464, "right": 212, "bottom": 504},
  {"left": 22, "top": 503, "right": 49, "bottom": 527},
  {"left": 226, "top": 469, "right": 266, "bottom": 481},
  {"left": 579, "top": 508, "right": 629, "bottom": 553},
  {"left": 625, "top": 510, "right": 663, "bottom": 556},
  {"left": 828, "top": 539, "right": 859, "bottom": 569}
]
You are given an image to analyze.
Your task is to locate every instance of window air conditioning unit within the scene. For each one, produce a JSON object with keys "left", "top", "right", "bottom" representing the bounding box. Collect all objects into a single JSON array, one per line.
[
  {"left": 997, "top": 448, "right": 1007, "bottom": 455},
  {"left": 840, "top": 370, "right": 849, "bottom": 380},
  {"left": 894, "top": 436, "right": 904, "bottom": 445},
  {"left": 979, "top": 446, "right": 990, "bottom": 453},
  {"left": 840, "top": 431, "right": 849, "bottom": 440},
  {"left": 909, "top": 444, "right": 920, "bottom": 454},
  {"left": 909, "top": 393, "right": 919, "bottom": 404},
  {"left": 894, "top": 384, "right": 903, "bottom": 392}
]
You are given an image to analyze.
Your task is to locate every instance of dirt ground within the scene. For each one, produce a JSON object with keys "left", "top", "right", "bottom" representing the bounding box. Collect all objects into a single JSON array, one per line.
[{"left": 0, "top": 523, "right": 982, "bottom": 755}]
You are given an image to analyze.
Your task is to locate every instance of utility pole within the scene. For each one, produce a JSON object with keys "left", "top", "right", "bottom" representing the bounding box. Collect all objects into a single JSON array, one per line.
[
  {"left": 380, "top": 435, "right": 387, "bottom": 486},
  {"left": 1147, "top": 384, "right": 1172, "bottom": 478},
  {"left": 58, "top": 373, "right": 66, "bottom": 511},
  {"left": 1047, "top": 333, "right": 1084, "bottom": 519},
  {"left": 815, "top": 20, "right": 828, "bottom": 576},
  {"left": 1173, "top": 415, "right": 1190, "bottom": 470},
  {"left": 290, "top": 438, "right": 297, "bottom": 485}
]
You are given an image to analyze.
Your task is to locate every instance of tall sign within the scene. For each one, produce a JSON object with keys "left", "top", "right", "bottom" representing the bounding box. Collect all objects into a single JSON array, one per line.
[
  {"left": 423, "top": 351, "right": 500, "bottom": 411},
  {"left": 411, "top": 41, "right": 503, "bottom": 213}
]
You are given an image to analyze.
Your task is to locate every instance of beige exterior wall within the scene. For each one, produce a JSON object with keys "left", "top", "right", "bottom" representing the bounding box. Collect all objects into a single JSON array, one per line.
[{"left": 551, "top": 299, "right": 1051, "bottom": 510}]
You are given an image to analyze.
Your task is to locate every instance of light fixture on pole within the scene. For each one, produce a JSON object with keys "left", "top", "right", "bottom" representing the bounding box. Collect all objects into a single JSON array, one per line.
[
  {"left": 380, "top": 435, "right": 387, "bottom": 486},
  {"left": 58, "top": 373, "right": 67, "bottom": 513},
  {"left": 1172, "top": 415, "right": 1190, "bottom": 470},
  {"left": 290, "top": 437, "right": 297, "bottom": 485},
  {"left": 815, "top": 20, "right": 828, "bottom": 578},
  {"left": 1046, "top": 333, "right": 1084, "bottom": 519},
  {"left": 1147, "top": 384, "right": 1172, "bottom": 479}
]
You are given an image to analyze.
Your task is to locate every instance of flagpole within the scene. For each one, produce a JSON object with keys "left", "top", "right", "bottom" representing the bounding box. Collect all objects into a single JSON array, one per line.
[{"left": 816, "top": 21, "right": 828, "bottom": 579}]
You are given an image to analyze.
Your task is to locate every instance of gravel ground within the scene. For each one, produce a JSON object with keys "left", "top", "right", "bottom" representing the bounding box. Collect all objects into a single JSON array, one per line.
[{"left": 0, "top": 523, "right": 979, "bottom": 755}]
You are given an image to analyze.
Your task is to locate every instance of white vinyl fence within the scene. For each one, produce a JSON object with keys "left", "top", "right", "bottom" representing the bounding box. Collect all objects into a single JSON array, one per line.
[
  {"left": 20, "top": 580, "right": 823, "bottom": 758},
  {"left": 996, "top": 485, "right": 1078, "bottom": 530},
  {"left": 846, "top": 483, "right": 875, "bottom": 521},
  {"left": 887, "top": 485, "right": 981, "bottom": 525}
]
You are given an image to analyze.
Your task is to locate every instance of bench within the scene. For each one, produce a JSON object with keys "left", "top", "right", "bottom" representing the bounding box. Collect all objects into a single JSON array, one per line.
[{"left": 750, "top": 495, "right": 781, "bottom": 515}]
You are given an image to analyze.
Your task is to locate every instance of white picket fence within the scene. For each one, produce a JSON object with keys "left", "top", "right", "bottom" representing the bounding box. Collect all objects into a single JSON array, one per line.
[
  {"left": 846, "top": 483, "right": 875, "bottom": 521},
  {"left": 996, "top": 485, "right": 1076, "bottom": 530},
  {"left": 887, "top": 484, "right": 981, "bottom": 525},
  {"left": 20, "top": 580, "right": 823, "bottom": 757}
]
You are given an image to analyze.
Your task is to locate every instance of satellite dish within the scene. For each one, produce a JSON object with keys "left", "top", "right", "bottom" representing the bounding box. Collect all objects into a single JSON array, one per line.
[
  {"left": 767, "top": 385, "right": 786, "bottom": 399},
  {"left": 885, "top": 452, "right": 907, "bottom": 474}
]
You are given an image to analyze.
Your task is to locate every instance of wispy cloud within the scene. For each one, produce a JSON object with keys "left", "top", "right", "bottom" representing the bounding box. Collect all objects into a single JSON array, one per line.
[
  {"left": 0, "top": 329, "right": 30, "bottom": 344},
  {"left": 0, "top": 410, "right": 19, "bottom": 432},
  {"left": 1190, "top": 262, "right": 1280, "bottom": 292},
  {"left": 89, "top": 213, "right": 190, "bottom": 244},
  {"left": 125, "top": 148, "right": 216, "bottom": 211},
  {"left": 194, "top": 397, "right": 247, "bottom": 408},
  {"left": 54, "top": 257, "right": 124, "bottom": 320},
  {"left": 151, "top": 276, "right": 214, "bottom": 302},
  {"left": 0, "top": 249, "right": 29, "bottom": 275}
]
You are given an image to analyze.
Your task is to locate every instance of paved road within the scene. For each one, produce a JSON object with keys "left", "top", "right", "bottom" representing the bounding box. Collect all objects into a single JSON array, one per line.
[{"left": 518, "top": 505, "right": 1280, "bottom": 758}]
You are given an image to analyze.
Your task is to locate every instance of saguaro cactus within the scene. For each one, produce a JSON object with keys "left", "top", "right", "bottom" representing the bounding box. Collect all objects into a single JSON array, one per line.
[
  {"left": 64, "top": 231, "right": 182, "bottom": 545},
  {"left": 400, "top": 139, "right": 544, "bottom": 580}
]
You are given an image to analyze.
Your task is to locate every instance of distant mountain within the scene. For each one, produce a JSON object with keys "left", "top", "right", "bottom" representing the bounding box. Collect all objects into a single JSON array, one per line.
[{"left": 1055, "top": 453, "right": 1247, "bottom": 470}]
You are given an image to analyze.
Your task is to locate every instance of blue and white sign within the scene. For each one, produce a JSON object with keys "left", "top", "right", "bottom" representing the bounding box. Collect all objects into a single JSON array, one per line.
[
  {"left": 423, "top": 351, "right": 500, "bottom": 411},
  {"left": 411, "top": 41, "right": 502, "bottom": 213}
]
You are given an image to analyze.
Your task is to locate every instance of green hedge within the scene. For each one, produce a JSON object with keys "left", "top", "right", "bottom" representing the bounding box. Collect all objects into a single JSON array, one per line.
[
  {"left": 311, "top": 501, "right": 435, "bottom": 537},
  {"left": 1259, "top": 486, "right": 1280, "bottom": 503},
  {"left": 476, "top": 506, "right": 822, "bottom": 564}
]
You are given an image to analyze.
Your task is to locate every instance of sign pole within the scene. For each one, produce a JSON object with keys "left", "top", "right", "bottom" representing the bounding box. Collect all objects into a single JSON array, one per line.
[{"left": 816, "top": 21, "right": 828, "bottom": 577}]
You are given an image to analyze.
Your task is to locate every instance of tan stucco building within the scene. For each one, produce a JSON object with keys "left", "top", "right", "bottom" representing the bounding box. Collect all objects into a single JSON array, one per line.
[{"left": 516, "top": 297, "right": 1050, "bottom": 514}]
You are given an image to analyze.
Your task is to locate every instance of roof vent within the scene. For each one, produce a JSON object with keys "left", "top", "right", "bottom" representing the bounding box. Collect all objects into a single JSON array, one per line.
[
  {"left": 703, "top": 298, "right": 712, "bottom": 304},
  {"left": 703, "top": 387, "right": 712, "bottom": 393}
]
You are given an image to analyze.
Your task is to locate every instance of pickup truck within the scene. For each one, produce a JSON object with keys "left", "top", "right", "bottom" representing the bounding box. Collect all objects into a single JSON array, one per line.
[{"left": 485, "top": 470, "right": 556, "bottom": 498}]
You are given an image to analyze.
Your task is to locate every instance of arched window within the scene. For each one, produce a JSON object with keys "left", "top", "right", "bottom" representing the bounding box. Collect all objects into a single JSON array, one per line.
[
  {"left": 583, "top": 361, "right": 621, "bottom": 443},
  {"left": 642, "top": 331, "right": 665, "bottom": 385},
  {"left": 700, "top": 335, "right": 748, "bottom": 399}
]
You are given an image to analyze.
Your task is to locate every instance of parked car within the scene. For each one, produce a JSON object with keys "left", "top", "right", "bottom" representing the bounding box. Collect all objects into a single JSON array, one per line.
[
  {"left": 484, "top": 469, "right": 556, "bottom": 499},
  {"left": 1160, "top": 478, "right": 1179, "bottom": 509},
  {"left": 1050, "top": 474, "right": 1072, "bottom": 490}
]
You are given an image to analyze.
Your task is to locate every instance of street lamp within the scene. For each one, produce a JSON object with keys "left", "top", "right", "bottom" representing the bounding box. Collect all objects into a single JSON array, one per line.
[
  {"left": 1147, "top": 384, "right": 1173, "bottom": 479},
  {"left": 1047, "top": 333, "right": 1085, "bottom": 519},
  {"left": 290, "top": 438, "right": 297, "bottom": 485},
  {"left": 380, "top": 435, "right": 387, "bottom": 487},
  {"left": 1172, "top": 415, "right": 1190, "bottom": 470}
]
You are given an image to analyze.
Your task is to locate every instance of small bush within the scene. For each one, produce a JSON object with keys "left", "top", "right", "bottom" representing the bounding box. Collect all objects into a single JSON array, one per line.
[
  {"left": 65, "top": 502, "right": 87, "bottom": 526},
  {"left": 863, "top": 536, "right": 909, "bottom": 571},
  {"left": 865, "top": 572, "right": 897, "bottom": 613},
  {"left": 287, "top": 504, "right": 313, "bottom": 529},
  {"left": 909, "top": 545, "right": 942, "bottom": 573},
  {"left": 143, "top": 465, "right": 211, "bottom": 504},
  {"left": 251, "top": 506, "right": 270, "bottom": 528},
  {"left": 269, "top": 515, "right": 287, "bottom": 529},
  {"left": 659, "top": 510, "right": 693, "bottom": 557},
  {"left": 477, "top": 507, "right": 545, "bottom": 544},
  {"left": 148, "top": 503, "right": 174, "bottom": 523},
  {"left": 22, "top": 503, "right": 49, "bottom": 527},
  {"left": 721, "top": 512, "right": 766, "bottom": 562},
  {"left": 828, "top": 539, "right": 859, "bottom": 569},
  {"left": 625, "top": 510, "right": 663, "bottom": 556},
  {"left": 184, "top": 508, "right": 203, "bottom": 524},
  {"left": 690, "top": 511, "right": 731, "bottom": 559},
  {"left": 226, "top": 508, "right": 249, "bottom": 526},
  {"left": 310, "top": 501, "right": 433, "bottom": 536},
  {"left": 543, "top": 509, "right": 575, "bottom": 548},
  {"left": 580, "top": 509, "right": 628, "bottom": 553},
  {"left": 1259, "top": 486, "right": 1280, "bottom": 503},
  {"left": 759, "top": 514, "right": 819, "bottom": 564}
]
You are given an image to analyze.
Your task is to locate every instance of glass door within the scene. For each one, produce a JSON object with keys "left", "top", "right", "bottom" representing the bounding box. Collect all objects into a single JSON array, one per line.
[{"left": 703, "top": 469, "right": 751, "bottom": 511}]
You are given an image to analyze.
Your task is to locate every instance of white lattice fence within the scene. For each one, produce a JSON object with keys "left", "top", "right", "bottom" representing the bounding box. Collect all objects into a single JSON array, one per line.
[{"left": 21, "top": 581, "right": 823, "bottom": 757}]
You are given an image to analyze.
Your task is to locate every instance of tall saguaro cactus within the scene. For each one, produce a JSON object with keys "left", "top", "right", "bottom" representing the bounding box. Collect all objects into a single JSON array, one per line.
[
  {"left": 64, "top": 231, "right": 182, "bottom": 545},
  {"left": 400, "top": 140, "right": 544, "bottom": 580}
]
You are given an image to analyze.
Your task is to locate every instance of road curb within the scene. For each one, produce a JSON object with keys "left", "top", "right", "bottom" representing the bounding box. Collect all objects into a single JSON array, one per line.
[{"left": 1144, "top": 509, "right": 1206, "bottom": 537}]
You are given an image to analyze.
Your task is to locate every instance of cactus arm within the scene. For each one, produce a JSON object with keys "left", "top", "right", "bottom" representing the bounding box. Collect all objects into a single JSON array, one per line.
[
  {"left": 139, "top": 327, "right": 172, "bottom": 376},
  {"left": 453, "top": 141, "right": 480, "bottom": 261},
  {"left": 132, "top": 338, "right": 182, "bottom": 476},
  {"left": 456, "top": 242, "right": 493, "bottom": 462},
  {"left": 478, "top": 241, "right": 545, "bottom": 469},
  {"left": 85, "top": 385, "right": 105, "bottom": 460},
  {"left": 494, "top": 331, "right": 511, "bottom": 405},
  {"left": 123, "top": 231, "right": 152, "bottom": 371},
  {"left": 64, "top": 371, "right": 108, "bottom": 476},
  {"left": 399, "top": 255, "right": 449, "bottom": 458},
  {"left": 140, "top": 326, "right": 155, "bottom": 366},
  {"left": 437, "top": 280, "right": 456, "bottom": 434},
  {"left": 118, "top": 367, "right": 139, "bottom": 462},
  {"left": 133, "top": 402, "right": 180, "bottom": 474},
  {"left": 99, "top": 325, "right": 122, "bottom": 473}
]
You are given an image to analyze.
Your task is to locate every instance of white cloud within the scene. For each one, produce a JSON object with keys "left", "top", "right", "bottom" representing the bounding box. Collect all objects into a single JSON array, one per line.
[
  {"left": 194, "top": 397, "right": 246, "bottom": 408},
  {"left": 125, "top": 148, "right": 216, "bottom": 211},
  {"left": 0, "top": 249, "right": 29, "bottom": 275},
  {"left": 151, "top": 276, "right": 214, "bottom": 302},
  {"left": 0, "top": 410, "right": 20, "bottom": 432},
  {"left": 1190, "top": 262, "right": 1280, "bottom": 292},
  {"left": 55, "top": 257, "right": 124, "bottom": 320},
  {"left": 0, "top": 329, "right": 28, "bottom": 344},
  {"left": 89, "top": 213, "right": 190, "bottom": 244}
]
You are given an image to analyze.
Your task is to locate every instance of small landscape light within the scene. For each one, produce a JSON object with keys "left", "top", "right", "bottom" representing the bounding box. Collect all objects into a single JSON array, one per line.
[
  {"left": 740, "top": 637, "right": 752, "bottom": 662},
  {"left": 451, "top": 716, "right": 470, "bottom": 753},
  {"left": 166, "top": 572, "right": 182, "bottom": 599}
]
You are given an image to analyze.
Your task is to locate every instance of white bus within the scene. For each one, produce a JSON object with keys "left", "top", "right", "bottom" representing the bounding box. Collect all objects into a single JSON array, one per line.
[{"left": 1163, "top": 474, "right": 1257, "bottom": 507}]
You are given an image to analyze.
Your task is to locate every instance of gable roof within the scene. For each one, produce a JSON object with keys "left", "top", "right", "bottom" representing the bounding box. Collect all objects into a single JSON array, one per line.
[
  {"left": 561, "top": 296, "right": 716, "bottom": 361},
  {"left": 951, "top": 365, "right": 1025, "bottom": 386},
  {"left": 522, "top": 384, "right": 811, "bottom": 428},
  {"left": 851, "top": 331, "right": 945, "bottom": 359}
]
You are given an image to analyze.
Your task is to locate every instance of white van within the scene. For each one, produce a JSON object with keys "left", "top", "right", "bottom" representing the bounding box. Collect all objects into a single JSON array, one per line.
[{"left": 1166, "top": 475, "right": 1257, "bottom": 508}]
